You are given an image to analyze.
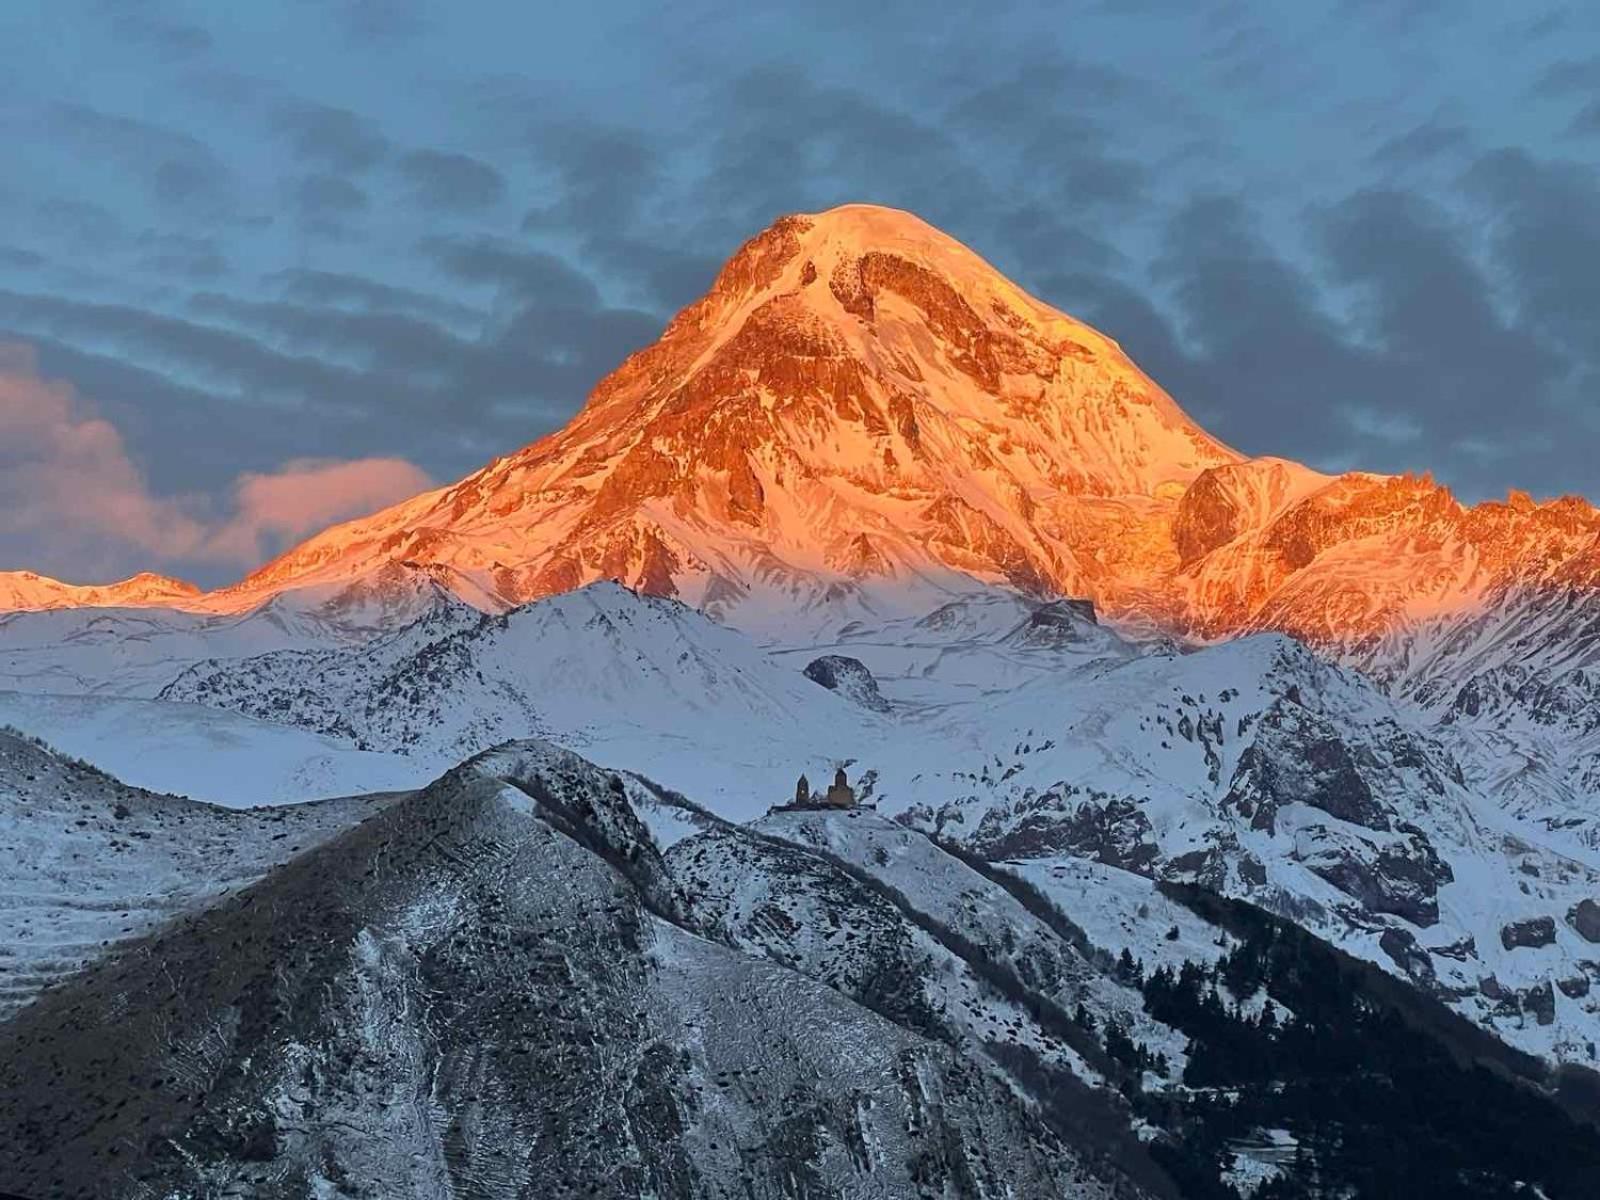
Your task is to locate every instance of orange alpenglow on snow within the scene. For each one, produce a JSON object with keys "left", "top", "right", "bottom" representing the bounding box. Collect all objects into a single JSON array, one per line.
[
  {"left": 7, "top": 203, "right": 1600, "bottom": 673},
  {"left": 0, "top": 571, "right": 204, "bottom": 613}
]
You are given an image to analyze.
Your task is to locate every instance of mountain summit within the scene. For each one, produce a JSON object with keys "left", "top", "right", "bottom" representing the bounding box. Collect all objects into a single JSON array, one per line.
[
  {"left": 215, "top": 204, "right": 1241, "bottom": 629},
  {"left": 10, "top": 205, "right": 1600, "bottom": 690}
]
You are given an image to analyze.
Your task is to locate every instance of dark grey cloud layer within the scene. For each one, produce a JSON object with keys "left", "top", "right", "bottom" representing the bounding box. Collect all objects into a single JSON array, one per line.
[
  {"left": 397, "top": 150, "right": 506, "bottom": 211},
  {"left": 2, "top": 0, "right": 1599, "bottom": 583}
]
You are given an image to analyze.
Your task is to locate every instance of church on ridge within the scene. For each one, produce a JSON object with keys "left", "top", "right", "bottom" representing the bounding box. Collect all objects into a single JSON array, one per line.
[{"left": 783, "top": 766, "right": 858, "bottom": 811}]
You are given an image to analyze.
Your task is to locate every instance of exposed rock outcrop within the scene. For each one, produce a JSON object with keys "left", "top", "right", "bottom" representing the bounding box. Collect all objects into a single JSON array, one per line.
[
  {"left": 803, "top": 655, "right": 891, "bottom": 712},
  {"left": 1567, "top": 899, "right": 1600, "bottom": 944},
  {"left": 1500, "top": 916, "right": 1558, "bottom": 951}
]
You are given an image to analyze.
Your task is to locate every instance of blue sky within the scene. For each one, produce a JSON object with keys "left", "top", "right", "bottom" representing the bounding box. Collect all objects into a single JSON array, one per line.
[{"left": 2, "top": 0, "right": 1598, "bottom": 584}]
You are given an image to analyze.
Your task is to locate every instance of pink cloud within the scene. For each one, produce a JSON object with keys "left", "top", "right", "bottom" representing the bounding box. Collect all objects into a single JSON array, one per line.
[
  {"left": 0, "top": 343, "right": 208, "bottom": 571},
  {"left": 0, "top": 343, "right": 431, "bottom": 582},
  {"left": 204, "top": 457, "right": 434, "bottom": 564}
]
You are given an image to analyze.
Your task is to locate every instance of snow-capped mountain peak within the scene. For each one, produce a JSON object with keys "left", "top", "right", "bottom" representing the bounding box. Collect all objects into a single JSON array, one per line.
[
  {"left": 191, "top": 204, "right": 1239, "bottom": 633},
  {"left": 12, "top": 204, "right": 1600, "bottom": 683}
]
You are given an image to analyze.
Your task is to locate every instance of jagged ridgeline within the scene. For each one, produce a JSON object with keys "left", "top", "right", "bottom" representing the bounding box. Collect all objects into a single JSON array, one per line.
[{"left": 2, "top": 734, "right": 1597, "bottom": 1198}]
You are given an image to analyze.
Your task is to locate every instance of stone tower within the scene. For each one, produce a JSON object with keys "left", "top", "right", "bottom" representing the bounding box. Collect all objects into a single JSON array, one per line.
[{"left": 824, "top": 766, "right": 856, "bottom": 808}]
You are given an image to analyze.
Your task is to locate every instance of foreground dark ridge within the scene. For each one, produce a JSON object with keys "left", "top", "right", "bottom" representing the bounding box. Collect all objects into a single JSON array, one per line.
[
  {"left": 0, "top": 741, "right": 1161, "bottom": 1199},
  {"left": 5, "top": 735, "right": 1600, "bottom": 1197}
]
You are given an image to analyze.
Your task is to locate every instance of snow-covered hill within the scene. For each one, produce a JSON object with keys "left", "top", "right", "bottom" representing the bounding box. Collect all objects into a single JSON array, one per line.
[
  {"left": 0, "top": 738, "right": 1164, "bottom": 1199},
  {"left": 141, "top": 579, "right": 1600, "bottom": 1069},
  {"left": 161, "top": 582, "right": 882, "bottom": 810},
  {"left": 0, "top": 729, "right": 389, "bottom": 1021},
  {"left": 6, "top": 735, "right": 1594, "bottom": 1197},
  {"left": 0, "top": 569, "right": 203, "bottom": 612},
  {"left": 191, "top": 204, "right": 1235, "bottom": 636},
  {"left": 0, "top": 563, "right": 479, "bottom": 697},
  {"left": 10, "top": 206, "right": 1600, "bottom": 803},
  {"left": 12, "top": 206, "right": 1598, "bottom": 680},
  {"left": 867, "top": 632, "right": 1600, "bottom": 1068}
]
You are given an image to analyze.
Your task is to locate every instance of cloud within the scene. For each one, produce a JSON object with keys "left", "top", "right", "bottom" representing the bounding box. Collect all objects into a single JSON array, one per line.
[
  {"left": 268, "top": 268, "right": 486, "bottom": 327},
  {"left": 0, "top": 342, "right": 430, "bottom": 583},
  {"left": 0, "top": 255, "right": 662, "bottom": 494},
  {"left": 1465, "top": 149, "right": 1600, "bottom": 356},
  {"left": 396, "top": 149, "right": 506, "bottom": 211},
  {"left": 330, "top": 0, "right": 429, "bottom": 43},
  {"left": 204, "top": 457, "right": 433, "bottom": 564},
  {"left": 291, "top": 173, "right": 372, "bottom": 233},
  {"left": 1052, "top": 168, "right": 1598, "bottom": 499},
  {"left": 420, "top": 235, "right": 602, "bottom": 303},
  {"left": 1530, "top": 54, "right": 1600, "bottom": 98},
  {"left": 98, "top": 3, "right": 213, "bottom": 59},
  {"left": 520, "top": 117, "right": 664, "bottom": 235},
  {"left": 1568, "top": 101, "right": 1600, "bottom": 138},
  {"left": 135, "top": 232, "right": 228, "bottom": 281},
  {"left": 273, "top": 102, "right": 390, "bottom": 171},
  {"left": 29, "top": 197, "right": 125, "bottom": 253},
  {"left": 1316, "top": 187, "right": 1560, "bottom": 434},
  {"left": 0, "top": 342, "right": 207, "bottom": 576},
  {"left": 1137, "top": 194, "right": 1376, "bottom": 458},
  {"left": 0, "top": 247, "right": 45, "bottom": 272},
  {"left": 1370, "top": 120, "right": 1471, "bottom": 167},
  {"left": 186, "top": 291, "right": 471, "bottom": 377},
  {"left": 48, "top": 104, "right": 234, "bottom": 212}
]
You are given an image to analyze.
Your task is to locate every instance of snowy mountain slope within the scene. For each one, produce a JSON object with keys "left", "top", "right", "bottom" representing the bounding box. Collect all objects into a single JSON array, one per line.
[
  {"left": 744, "top": 807, "right": 1185, "bottom": 1073},
  {"left": 0, "top": 738, "right": 1167, "bottom": 1200},
  {"left": 679, "top": 813, "right": 1149, "bottom": 1086},
  {"left": 191, "top": 204, "right": 1235, "bottom": 637},
  {"left": 772, "top": 590, "right": 1139, "bottom": 707},
  {"left": 6, "top": 207, "right": 1600, "bottom": 774},
  {"left": 149, "top": 578, "right": 1600, "bottom": 1068},
  {"left": 1380, "top": 580, "right": 1600, "bottom": 857},
  {"left": 0, "top": 563, "right": 479, "bottom": 698},
  {"left": 0, "top": 729, "right": 391, "bottom": 1021},
  {"left": 1007, "top": 856, "right": 1236, "bottom": 984},
  {"left": 10, "top": 205, "right": 1597, "bottom": 680},
  {"left": 0, "top": 605, "right": 309, "bottom": 697},
  {"left": 8, "top": 735, "right": 1597, "bottom": 1198},
  {"left": 0, "top": 690, "right": 426, "bottom": 805},
  {"left": 859, "top": 633, "right": 1600, "bottom": 1068},
  {"left": 162, "top": 582, "right": 886, "bottom": 812},
  {"left": 8, "top": 207, "right": 1600, "bottom": 860}
]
